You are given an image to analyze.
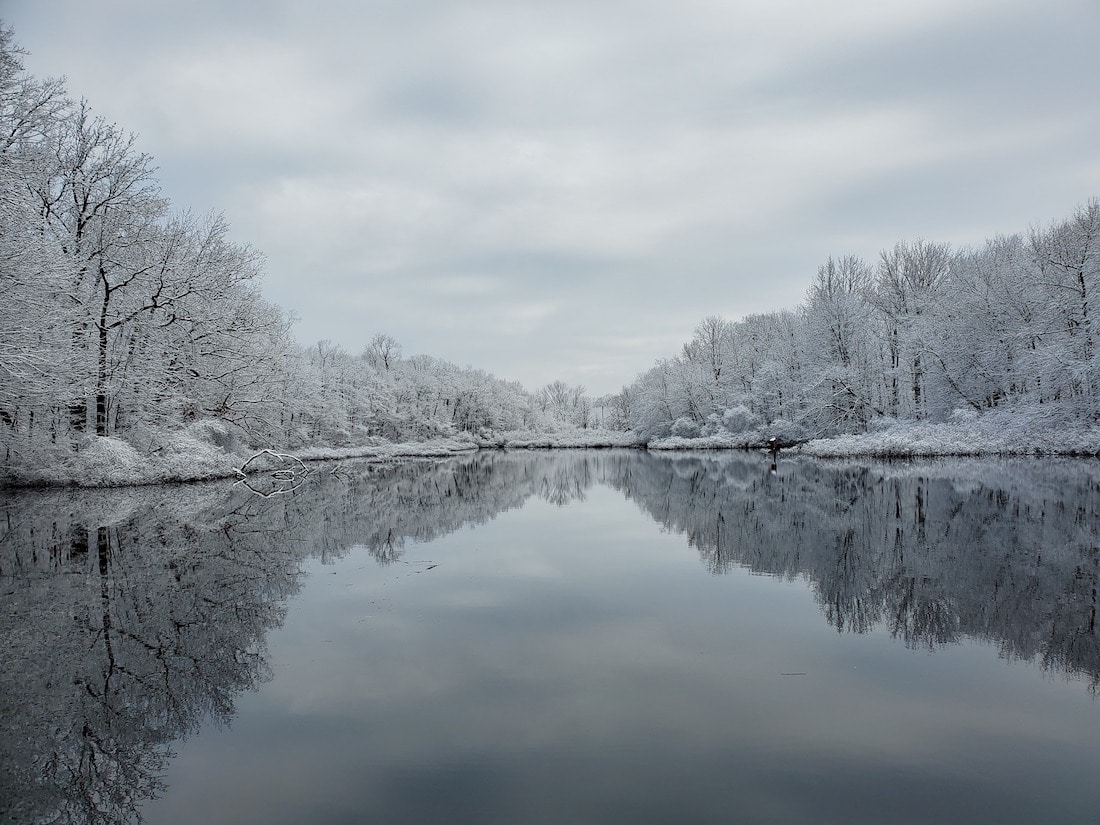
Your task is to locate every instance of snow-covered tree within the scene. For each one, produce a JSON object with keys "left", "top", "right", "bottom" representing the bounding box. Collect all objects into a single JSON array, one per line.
[
  {"left": 1028, "top": 199, "right": 1100, "bottom": 417},
  {"left": 800, "top": 256, "right": 879, "bottom": 433},
  {"left": 870, "top": 239, "right": 953, "bottom": 420},
  {"left": 0, "top": 27, "right": 71, "bottom": 453}
]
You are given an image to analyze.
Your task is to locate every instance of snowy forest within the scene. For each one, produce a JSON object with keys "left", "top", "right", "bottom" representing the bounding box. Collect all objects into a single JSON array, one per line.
[
  {"left": 622, "top": 216, "right": 1099, "bottom": 445},
  {"left": 1, "top": 26, "right": 1098, "bottom": 484}
]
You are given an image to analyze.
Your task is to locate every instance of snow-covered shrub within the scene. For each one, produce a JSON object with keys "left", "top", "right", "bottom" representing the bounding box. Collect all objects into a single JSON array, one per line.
[
  {"left": 866, "top": 416, "right": 897, "bottom": 433},
  {"left": 185, "top": 419, "right": 246, "bottom": 452},
  {"left": 671, "top": 417, "right": 701, "bottom": 438},
  {"left": 151, "top": 422, "right": 249, "bottom": 481},
  {"left": 766, "top": 418, "right": 806, "bottom": 443},
  {"left": 700, "top": 413, "right": 725, "bottom": 437},
  {"left": 74, "top": 437, "right": 145, "bottom": 486},
  {"left": 722, "top": 406, "right": 761, "bottom": 432}
]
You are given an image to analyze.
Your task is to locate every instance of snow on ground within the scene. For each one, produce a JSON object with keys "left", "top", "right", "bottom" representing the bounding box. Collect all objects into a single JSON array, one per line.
[
  {"left": 2, "top": 421, "right": 480, "bottom": 488},
  {"left": 798, "top": 418, "right": 1100, "bottom": 458},
  {"left": 472, "top": 430, "right": 643, "bottom": 449},
  {"left": 4, "top": 427, "right": 649, "bottom": 487},
  {"left": 4, "top": 416, "right": 1097, "bottom": 489},
  {"left": 648, "top": 432, "right": 758, "bottom": 451},
  {"left": 293, "top": 440, "right": 478, "bottom": 461},
  {"left": 650, "top": 413, "right": 1100, "bottom": 458}
]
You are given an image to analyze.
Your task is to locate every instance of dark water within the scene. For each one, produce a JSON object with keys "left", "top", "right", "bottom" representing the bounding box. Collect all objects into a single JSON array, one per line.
[{"left": 2, "top": 450, "right": 1099, "bottom": 824}]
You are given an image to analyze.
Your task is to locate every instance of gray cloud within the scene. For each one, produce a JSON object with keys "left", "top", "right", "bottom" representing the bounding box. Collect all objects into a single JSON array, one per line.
[{"left": 5, "top": 0, "right": 1098, "bottom": 395}]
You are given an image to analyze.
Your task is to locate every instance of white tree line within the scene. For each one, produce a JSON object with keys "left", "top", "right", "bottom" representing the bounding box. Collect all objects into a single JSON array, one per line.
[
  {"left": 1, "top": 24, "right": 1096, "bottom": 480},
  {"left": 0, "top": 28, "right": 593, "bottom": 477},
  {"left": 608, "top": 204, "right": 1099, "bottom": 443}
]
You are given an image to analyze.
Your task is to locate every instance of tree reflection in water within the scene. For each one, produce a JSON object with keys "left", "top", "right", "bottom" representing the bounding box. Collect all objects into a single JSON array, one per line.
[
  {"left": 1, "top": 450, "right": 1097, "bottom": 822},
  {"left": 609, "top": 452, "right": 1100, "bottom": 688}
]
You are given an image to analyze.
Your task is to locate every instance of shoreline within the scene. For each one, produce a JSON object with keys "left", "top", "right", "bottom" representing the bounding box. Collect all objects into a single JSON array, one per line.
[{"left": 3, "top": 422, "right": 1098, "bottom": 489}]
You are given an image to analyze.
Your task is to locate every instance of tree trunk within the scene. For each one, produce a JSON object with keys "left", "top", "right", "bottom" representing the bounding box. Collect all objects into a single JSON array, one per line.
[{"left": 96, "top": 275, "right": 111, "bottom": 436}]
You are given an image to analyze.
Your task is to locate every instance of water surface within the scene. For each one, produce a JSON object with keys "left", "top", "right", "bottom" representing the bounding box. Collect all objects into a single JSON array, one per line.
[{"left": 2, "top": 450, "right": 1099, "bottom": 824}]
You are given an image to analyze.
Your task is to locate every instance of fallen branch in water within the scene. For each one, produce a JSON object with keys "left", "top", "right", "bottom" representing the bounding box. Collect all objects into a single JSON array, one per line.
[{"left": 235, "top": 449, "right": 308, "bottom": 478}]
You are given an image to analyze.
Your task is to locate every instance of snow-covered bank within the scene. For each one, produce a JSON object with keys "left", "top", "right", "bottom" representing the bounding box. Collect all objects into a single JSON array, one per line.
[
  {"left": 1, "top": 421, "right": 479, "bottom": 488},
  {"left": 1, "top": 426, "right": 649, "bottom": 488},
  {"left": 6, "top": 416, "right": 1098, "bottom": 489},
  {"left": 798, "top": 418, "right": 1100, "bottom": 458},
  {"left": 291, "top": 440, "right": 478, "bottom": 462},
  {"left": 473, "top": 430, "right": 644, "bottom": 449},
  {"left": 648, "top": 433, "right": 758, "bottom": 451},
  {"left": 644, "top": 413, "right": 1100, "bottom": 458},
  {"left": 0, "top": 422, "right": 636, "bottom": 488}
]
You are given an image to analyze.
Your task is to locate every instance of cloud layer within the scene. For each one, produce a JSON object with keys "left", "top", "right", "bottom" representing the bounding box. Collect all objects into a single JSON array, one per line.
[{"left": 6, "top": 0, "right": 1099, "bottom": 394}]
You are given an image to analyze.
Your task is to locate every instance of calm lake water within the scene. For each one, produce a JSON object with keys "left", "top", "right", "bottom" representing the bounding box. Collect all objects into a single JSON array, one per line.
[{"left": 2, "top": 449, "right": 1099, "bottom": 824}]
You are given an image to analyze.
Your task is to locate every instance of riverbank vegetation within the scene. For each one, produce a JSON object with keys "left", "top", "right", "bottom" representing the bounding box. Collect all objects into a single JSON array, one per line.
[
  {"left": 1, "top": 27, "right": 1096, "bottom": 486},
  {"left": 618, "top": 212, "right": 1100, "bottom": 452}
]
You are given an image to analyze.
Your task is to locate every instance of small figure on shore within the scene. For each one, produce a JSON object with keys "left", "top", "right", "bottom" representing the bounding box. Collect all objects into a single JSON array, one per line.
[
  {"left": 767, "top": 437, "right": 780, "bottom": 463},
  {"left": 767, "top": 437, "right": 780, "bottom": 474}
]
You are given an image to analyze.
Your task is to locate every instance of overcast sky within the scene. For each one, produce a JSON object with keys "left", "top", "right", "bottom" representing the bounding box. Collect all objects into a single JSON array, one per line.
[{"left": 5, "top": 1, "right": 1099, "bottom": 396}]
